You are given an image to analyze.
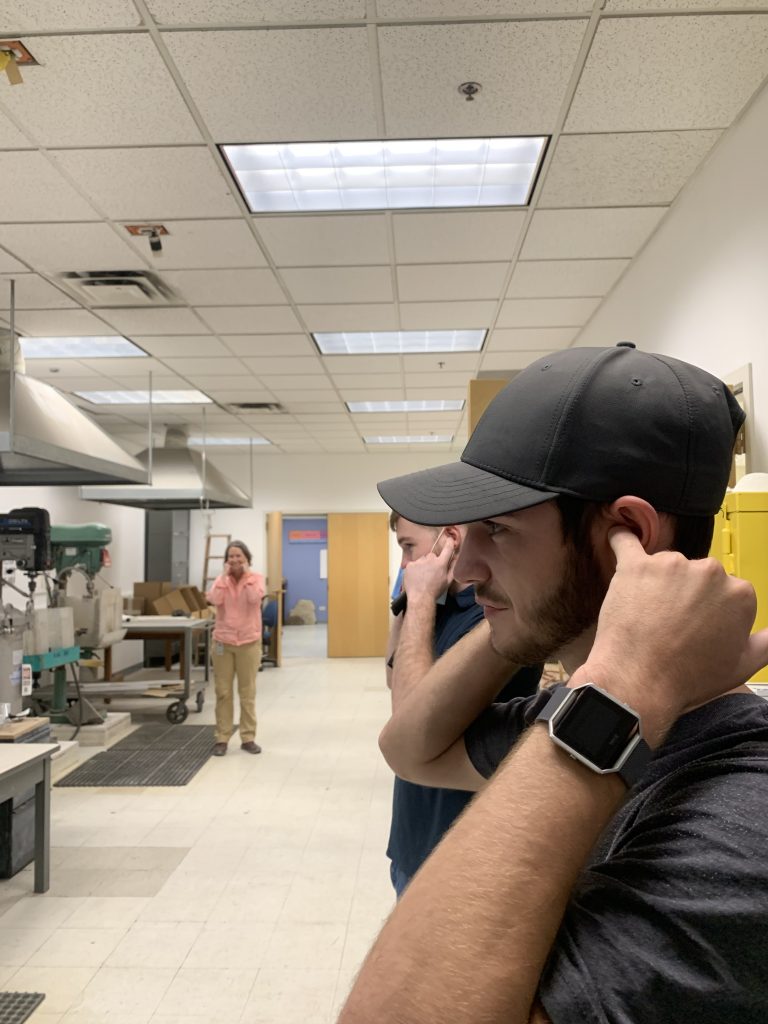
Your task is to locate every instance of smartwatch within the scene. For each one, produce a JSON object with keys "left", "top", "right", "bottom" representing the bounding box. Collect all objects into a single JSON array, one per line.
[{"left": 535, "top": 684, "right": 651, "bottom": 788}]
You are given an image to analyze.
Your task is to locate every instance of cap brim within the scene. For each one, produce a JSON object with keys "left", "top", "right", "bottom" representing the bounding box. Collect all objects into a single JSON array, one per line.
[{"left": 377, "top": 460, "right": 556, "bottom": 526}]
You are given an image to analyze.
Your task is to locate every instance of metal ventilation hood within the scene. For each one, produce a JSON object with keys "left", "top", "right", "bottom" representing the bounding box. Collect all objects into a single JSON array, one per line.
[
  {"left": 80, "top": 436, "right": 251, "bottom": 510},
  {"left": 0, "top": 369, "right": 148, "bottom": 486}
]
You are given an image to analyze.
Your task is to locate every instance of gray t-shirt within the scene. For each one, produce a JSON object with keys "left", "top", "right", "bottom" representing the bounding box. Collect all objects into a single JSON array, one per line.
[{"left": 465, "top": 692, "right": 768, "bottom": 1023}]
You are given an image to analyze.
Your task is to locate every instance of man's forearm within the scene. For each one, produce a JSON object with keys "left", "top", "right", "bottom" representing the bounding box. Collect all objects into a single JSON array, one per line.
[
  {"left": 381, "top": 620, "right": 519, "bottom": 768},
  {"left": 340, "top": 726, "right": 626, "bottom": 1024},
  {"left": 389, "top": 595, "right": 437, "bottom": 711}
]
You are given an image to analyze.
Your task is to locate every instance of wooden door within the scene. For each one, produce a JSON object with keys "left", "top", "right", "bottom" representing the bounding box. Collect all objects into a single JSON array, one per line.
[{"left": 327, "top": 512, "right": 389, "bottom": 657}]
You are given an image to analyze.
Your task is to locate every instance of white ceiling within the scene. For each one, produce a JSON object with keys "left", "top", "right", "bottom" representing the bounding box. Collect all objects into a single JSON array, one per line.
[{"left": 1, "top": 1, "right": 768, "bottom": 455}]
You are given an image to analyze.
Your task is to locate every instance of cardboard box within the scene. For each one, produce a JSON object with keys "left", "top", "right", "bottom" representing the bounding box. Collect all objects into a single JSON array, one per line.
[
  {"left": 180, "top": 586, "right": 208, "bottom": 612},
  {"left": 133, "top": 581, "right": 173, "bottom": 614}
]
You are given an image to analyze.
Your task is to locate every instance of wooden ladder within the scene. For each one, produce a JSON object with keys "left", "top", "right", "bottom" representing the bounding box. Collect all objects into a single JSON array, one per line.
[{"left": 203, "top": 533, "right": 231, "bottom": 591}]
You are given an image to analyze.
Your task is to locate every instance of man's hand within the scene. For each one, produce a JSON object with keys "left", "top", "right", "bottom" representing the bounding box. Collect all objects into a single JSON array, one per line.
[
  {"left": 571, "top": 527, "right": 768, "bottom": 741},
  {"left": 402, "top": 536, "right": 456, "bottom": 604}
]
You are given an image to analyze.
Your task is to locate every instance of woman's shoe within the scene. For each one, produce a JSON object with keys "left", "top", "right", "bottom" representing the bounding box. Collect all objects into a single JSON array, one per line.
[
  {"left": 212, "top": 742, "right": 228, "bottom": 756},
  {"left": 241, "top": 741, "right": 262, "bottom": 754}
]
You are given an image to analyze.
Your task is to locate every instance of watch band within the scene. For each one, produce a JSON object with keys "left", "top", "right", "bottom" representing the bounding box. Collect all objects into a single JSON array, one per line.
[{"left": 534, "top": 684, "right": 652, "bottom": 788}]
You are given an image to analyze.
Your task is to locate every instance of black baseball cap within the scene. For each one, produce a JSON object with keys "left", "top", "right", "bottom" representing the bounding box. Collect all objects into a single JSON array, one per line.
[{"left": 377, "top": 343, "right": 744, "bottom": 526}]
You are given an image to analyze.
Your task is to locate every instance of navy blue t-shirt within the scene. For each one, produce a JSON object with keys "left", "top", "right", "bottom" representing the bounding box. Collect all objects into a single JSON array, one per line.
[{"left": 387, "top": 585, "right": 541, "bottom": 882}]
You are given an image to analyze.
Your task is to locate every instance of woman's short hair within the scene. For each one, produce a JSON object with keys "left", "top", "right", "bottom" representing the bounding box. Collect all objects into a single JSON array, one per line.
[{"left": 225, "top": 540, "right": 252, "bottom": 564}]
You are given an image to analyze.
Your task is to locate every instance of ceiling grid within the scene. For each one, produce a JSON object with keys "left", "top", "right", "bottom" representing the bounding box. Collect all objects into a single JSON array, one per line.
[{"left": 0, "top": 0, "right": 766, "bottom": 453}]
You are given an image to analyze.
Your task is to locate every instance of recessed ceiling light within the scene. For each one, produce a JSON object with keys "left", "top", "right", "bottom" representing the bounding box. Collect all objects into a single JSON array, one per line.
[
  {"left": 75, "top": 390, "right": 212, "bottom": 405},
  {"left": 346, "top": 400, "right": 465, "bottom": 413},
  {"left": 314, "top": 330, "right": 486, "bottom": 355},
  {"left": 222, "top": 136, "right": 547, "bottom": 213},
  {"left": 187, "top": 436, "right": 271, "bottom": 446},
  {"left": 20, "top": 336, "right": 146, "bottom": 358},
  {"left": 364, "top": 435, "right": 454, "bottom": 444}
]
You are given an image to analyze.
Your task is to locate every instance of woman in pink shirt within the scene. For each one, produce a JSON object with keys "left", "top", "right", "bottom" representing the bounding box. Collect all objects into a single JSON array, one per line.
[{"left": 206, "top": 540, "right": 265, "bottom": 757}]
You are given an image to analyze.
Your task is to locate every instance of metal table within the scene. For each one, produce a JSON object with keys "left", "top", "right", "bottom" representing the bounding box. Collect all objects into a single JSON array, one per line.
[
  {"left": 0, "top": 742, "right": 59, "bottom": 892},
  {"left": 81, "top": 616, "right": 213, "bottom": 724}
]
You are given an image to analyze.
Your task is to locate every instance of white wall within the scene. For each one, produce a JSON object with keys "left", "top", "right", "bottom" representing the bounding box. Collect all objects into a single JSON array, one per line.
[
  {"left": 190, "top": 450, "right": 455, "bottom": 593},
  {"left": 577, "top": 79, "right": 768, "bottom": 473},
  {"left": 1, "top": 485, "right": 145, "bottom": 671}
]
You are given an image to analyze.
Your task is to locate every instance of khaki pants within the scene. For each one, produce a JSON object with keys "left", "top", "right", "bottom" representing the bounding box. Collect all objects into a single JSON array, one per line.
[{"left": 212, "top": 640, "right": 261, "bottom": 744}]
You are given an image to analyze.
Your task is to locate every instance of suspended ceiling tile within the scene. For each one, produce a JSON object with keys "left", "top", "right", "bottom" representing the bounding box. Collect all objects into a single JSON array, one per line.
[
  {"left": 328, "top": 373, "right": 403, "bottom": 389},
  {"left": 566, "top": 15, "right": 768, "bottom": 132},
  {"left": 540, "top": 131, "right": 722, "bottom": 208},
  {"left": 162, "top": 357, "right": 248, "bottom": 376},
  {"left": 324, "top": 355, "right": 402, "bottom": 374},
  {"left": 281, "top": 441, "right": 327, "bottom": 451},
  {"left": 400, "top": 301, "right": 496, "bottom": 329},
  {"left": 53, "top": 148, "right": 239, "bottom": 220},
  {"left": 257, "top": 215, "right": 389, "bottom": 267},
  {"left": 133, "top": 336, "right": 231, "bottom": 357},
  {"left": 259, "top": 374, "right": 335, "bottom": 391},
  {"left": 83, "top": 356, "right": 165, "bottom": 376},
  {"left": 279, "top": 400, "right": 345, "bottom": 413},
  {"left": 24, "top": 361, "right": 107, "bottom": 379},
  {"left": 0, "top": 35, "right": 201, "bottom": 147},
  {"left": 379, "top": 1, "right": 592, "bottom": 13},
  {"left": 378, "top": 20, "right": 587, "bottom": 136},
  {"left": 164, "top": 28, "right": 377, "bottom": 141},
  {"left": 299, "top": 414, "right": 351, "bottom": 423},
  {"left": 338, "top": 387, "right": 407, "bottom": 401},
  {"left": 405, "top": 371, "right": 472, "bottom": 388},
  {"left": 319, "top": 440, "right": 364, "bottom": 451},
  {"left": 11, "top": 308, "right": 117, "bottom": 336},
  {"left": 605, "top": 0, "right": 768, "bottom": 8},
  {"left": 240, "top": 356, "right": 323, "bottom": 374},
  {"left": 0, "top": 249, "right": 26, "bottom": 273},
  {"left": 222, "top": 334, "right": 315, "bottom": 356},
  {"left": 0, "top": 274, "right": 79, "bottom": 310},
  {"left": 520, "top": 207, "right": 666, "bottom": 259},
  {"left": 0, "top": 152, "right": 98, "bottom": 222},
  {"left": 124, "top": 220, "right": 268, "bottom": 270},
  {"left": 487, "top": 327, "right": 578, "bottom": 350},
  {"left": 0, "top": 222, "right": 146, "bottom": 274},
  {"left": 405, "top": 386, "right": 467, "bottom": 400},
  {"left": 1, "top": 1, "right": 141, "bottom": 30},
  {"left": 481, "top": 350, "right": 557, "bottom": 371},
  {"left": 0, "top": 110, "right": 32, "bottom": 150},
  {"left": 148, "top": 0, "right": 365, "bottom": 22},
  {"left": 397, "top": 263, "right": 509, "bottom": 302},
  {"left": 402, "top": 353, "right": 481, "bottom": 372},
  {"left": 197, "top": 305, "right": 302, "bottom": 333},
  {"left": 299, "top": 304, "right": 399, "bottom": 331},
  {"left": 162, "top": 268, "right": 286, "bottom": 306},
  {"left": 497, "top": 297, "right": 601, "bottom": 327},
  {"left": 183, "top": 374, "right": 260, "bottom": 389},
  {"left": 212, "top": 390, "right": 279, "bottom": 404},
  {"left": 281, "top": 267, "right": 393, "bottom": 305},
  {"left": 393, "top": 211, "right": 526, "bottom": 264},
  {"left": 98, "top": 307, "right": 206, "bottom": 335},
  {"left": 508, "top": 259, "right": 629, "bottom": 298}
]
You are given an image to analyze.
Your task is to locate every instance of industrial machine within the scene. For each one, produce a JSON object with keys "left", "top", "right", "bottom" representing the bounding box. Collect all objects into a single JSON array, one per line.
[{"left": 0, "top": 509, "right": 125, "bottom": 727}]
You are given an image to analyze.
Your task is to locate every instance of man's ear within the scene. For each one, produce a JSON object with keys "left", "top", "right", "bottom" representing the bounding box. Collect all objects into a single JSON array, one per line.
[
  {"left": 597, "top": 496, "right": 672, "bottom": 556},
  {"left": 441, "top": 525, "right": 462, "bottom": 556}
]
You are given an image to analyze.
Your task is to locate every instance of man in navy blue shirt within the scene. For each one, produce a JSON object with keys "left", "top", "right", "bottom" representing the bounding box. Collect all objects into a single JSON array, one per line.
[{"left": 386, "top": 512, "right": 540, "bottom": 896}]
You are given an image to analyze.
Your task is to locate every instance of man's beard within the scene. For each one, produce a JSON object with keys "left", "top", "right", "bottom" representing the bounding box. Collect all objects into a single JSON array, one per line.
[{"left": 477, "top": 540, "right": 608, "bottom": 665}]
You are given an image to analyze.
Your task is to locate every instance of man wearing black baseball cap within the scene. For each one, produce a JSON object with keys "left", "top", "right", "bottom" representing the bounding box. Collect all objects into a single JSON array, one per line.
[{"left": 339, "top": 344, "right": 768, "bottom": 1024}]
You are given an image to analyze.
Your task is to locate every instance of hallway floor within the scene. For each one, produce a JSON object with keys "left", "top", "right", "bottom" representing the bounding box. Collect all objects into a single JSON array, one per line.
[{"left": 0, "top": 637, "right": 393, "bottom": 1023}]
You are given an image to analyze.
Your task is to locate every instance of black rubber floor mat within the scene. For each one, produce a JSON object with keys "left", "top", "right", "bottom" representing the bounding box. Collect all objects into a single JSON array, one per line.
[
  {"left": 56, "top": 725, "right": 215, "bottom": 787},
  {"left": 0, "top": 992, "right": 45, "bottom": 1023}
]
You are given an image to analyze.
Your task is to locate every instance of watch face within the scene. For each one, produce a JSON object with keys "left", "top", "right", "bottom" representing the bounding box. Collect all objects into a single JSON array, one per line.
[{"left": 554, "top": 688, "right": 639, "bottom": 770}]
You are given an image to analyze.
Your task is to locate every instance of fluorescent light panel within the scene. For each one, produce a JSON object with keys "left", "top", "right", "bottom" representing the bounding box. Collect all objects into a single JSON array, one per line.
[
  {"left": 223, "top": 137, "right": 547, "bottom": 213},
  {"left": 75, "top": 390, "right": 212, "bottom": 405},
  {"left": 314, "top": 330, "right": 486, "bottom": 355},
  {"left": 364, "top": 435, "right": 453, "bottom": 444},
  {"left": 21, "top": 336, "right": 146, "bottom": 358},
  {"left": 187, "top": 436, "right": 271, "bottom": 446},
  {"left": 347, "top": 400, "right": 465, "bottom": 413}
]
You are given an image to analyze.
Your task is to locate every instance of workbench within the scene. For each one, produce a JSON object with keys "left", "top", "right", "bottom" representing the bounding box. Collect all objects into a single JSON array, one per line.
[{"left": 0, "top": 742, "right": 59, "bottom": 892}]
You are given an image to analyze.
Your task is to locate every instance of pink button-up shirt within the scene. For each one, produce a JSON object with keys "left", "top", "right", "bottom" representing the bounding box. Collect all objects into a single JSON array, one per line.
[{"left": 207, "top": 571, "right": 265, "bottom": 646}]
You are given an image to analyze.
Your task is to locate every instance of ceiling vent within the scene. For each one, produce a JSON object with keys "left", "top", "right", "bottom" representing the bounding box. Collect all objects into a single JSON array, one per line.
[
  {"left": 59, "top": 270, "right": 176, "bottom": 307},
  {"left": 230, "top": 401, "right": 286, "bottom": 412}
]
